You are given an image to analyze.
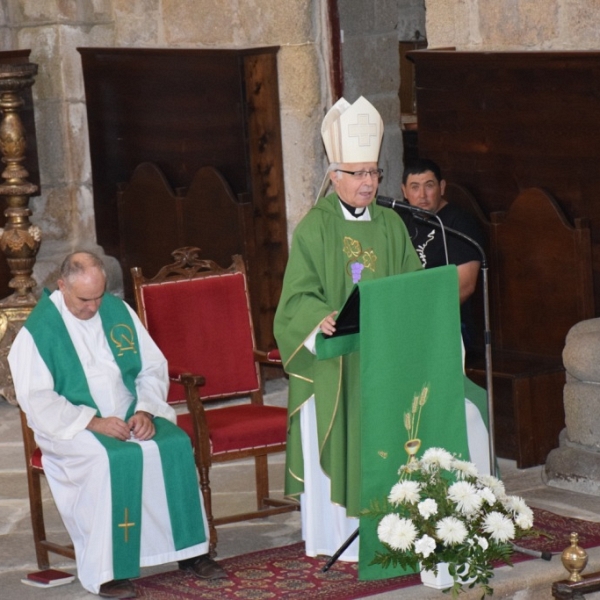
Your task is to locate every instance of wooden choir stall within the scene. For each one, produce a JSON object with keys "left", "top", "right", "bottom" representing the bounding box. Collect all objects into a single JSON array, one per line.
[
  {"left": 409, "top": 50, "right": 599, "bottom": 467},
  {"left": 78, "top": 46, "right": 288, "bottom": 352}
]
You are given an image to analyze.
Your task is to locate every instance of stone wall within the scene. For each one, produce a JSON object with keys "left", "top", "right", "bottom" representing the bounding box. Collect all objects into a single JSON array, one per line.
[
  {"left": 0, "top": 0, "right": 330, "bottom": 293},
  {"left": 8, "top": 0, "right": 596, "bottom": 296},
  {"left": 339, "top": 0, "right": 404, "bottom": 198},
  {"left": 425, "top": 0, "right": 600, "bottom": 50}
]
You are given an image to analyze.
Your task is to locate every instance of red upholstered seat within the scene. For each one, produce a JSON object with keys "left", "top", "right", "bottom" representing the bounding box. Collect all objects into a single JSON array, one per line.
[
  {"left": 177, "top": 405, "right": 287, "bottom": 455},
  {"left": 132, "top": 247, "right": 298, "bottom": 553}
]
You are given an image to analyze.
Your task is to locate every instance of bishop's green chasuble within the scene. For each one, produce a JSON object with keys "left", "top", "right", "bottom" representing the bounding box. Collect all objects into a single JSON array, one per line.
[
  {"left": 317, "top": 266, "right": 473, "bottom": 580},
  {"left": 275, "top": 193, "right": 423, "bottom": 512},
  {"left": 25, "top": 290, "right": 205, "bottom": 579}
]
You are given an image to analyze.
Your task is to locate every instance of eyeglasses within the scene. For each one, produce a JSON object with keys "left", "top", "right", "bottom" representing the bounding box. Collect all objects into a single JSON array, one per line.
[{"left": 335, "top": 168, "right": 383, "bottom": 180}]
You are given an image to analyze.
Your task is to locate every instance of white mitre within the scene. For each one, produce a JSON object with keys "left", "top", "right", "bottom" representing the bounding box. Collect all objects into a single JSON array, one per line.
[{"left": 321, "top": 95, "right": 384, "bottom": 163}]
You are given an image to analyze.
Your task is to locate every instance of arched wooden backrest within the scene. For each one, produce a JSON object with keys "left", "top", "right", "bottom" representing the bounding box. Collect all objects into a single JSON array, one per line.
[
  {"left": 117, "top": 163, "right": 251, "bottom": 304},
  {"left": 492, "top": 188, "right": 594, "bottom": 357}
]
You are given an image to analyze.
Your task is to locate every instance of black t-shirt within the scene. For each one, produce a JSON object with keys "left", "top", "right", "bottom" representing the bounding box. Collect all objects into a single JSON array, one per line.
[
  {"left": 398, "top": 202, "right": 485, "bottom": 269},
  {"left": 396, "top": 202, "right": 486, "bottom": 350}
]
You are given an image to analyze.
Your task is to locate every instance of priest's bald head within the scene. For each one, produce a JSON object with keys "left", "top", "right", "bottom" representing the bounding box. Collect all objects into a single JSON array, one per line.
[
  {"left": 320, "top": 96, "right": 384, "bottom": 209},
  {"left": 57, "top": 251, "right": 107, "bottom": 321}
]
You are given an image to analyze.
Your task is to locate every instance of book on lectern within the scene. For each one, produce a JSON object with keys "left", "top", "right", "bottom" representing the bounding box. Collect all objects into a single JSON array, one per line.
[
  {"left": 21, "top": 568, "right": 75, "bottom": 588},
  {"left": 325, "top": 285, "right": 360, "bottom": 337}
]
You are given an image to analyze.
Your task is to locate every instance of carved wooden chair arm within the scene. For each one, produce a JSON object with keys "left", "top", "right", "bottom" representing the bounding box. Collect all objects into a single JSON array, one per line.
[
  {"left": 254, "top": 348, "right": 282, "bottom": 366},
  {"left": 172, "top": 370, "right": 206, "bottom": 388}
]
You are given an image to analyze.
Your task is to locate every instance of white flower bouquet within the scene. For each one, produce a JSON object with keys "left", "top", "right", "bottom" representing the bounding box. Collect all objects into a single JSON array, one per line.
[{"left": 367, "top": 447, "right": 534, "bottom": 598}]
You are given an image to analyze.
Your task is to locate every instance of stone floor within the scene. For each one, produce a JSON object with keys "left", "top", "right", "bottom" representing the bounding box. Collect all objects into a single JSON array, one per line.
[{"left": 2, "top": 379, "right": 600, "bottom": 599}]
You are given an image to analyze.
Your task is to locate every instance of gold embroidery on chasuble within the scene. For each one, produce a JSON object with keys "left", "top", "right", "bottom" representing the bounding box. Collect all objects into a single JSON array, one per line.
[
  {"left": 110, "top": 324, "right": 138, "bottom": 356},
  {"left": 320, "top": 356, "right": 343, "bottom": 457},
  {"left": 118, "top": 507, "right": 136, "bottom": 542},
  {"left": 343, "top": 236, "right": 377, "bottom": 283}
]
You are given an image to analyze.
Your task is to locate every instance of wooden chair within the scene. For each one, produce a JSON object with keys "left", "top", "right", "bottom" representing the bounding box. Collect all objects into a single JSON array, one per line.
[
  {"left": 131, "top": 246, "right": 298, "bottom": 553},
  {"left": 19, "top": 409, "right": 76, "bottom": 569}
]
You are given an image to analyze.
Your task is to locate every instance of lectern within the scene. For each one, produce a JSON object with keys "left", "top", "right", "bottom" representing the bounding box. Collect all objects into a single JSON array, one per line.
[{"left": 316, "top": 266, "right": 487, "bottom": 580}]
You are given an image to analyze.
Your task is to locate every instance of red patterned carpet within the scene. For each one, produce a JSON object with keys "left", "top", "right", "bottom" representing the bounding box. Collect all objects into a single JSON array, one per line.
[{"left": 133, "top": 508, "right": 600, "bottom": 599}]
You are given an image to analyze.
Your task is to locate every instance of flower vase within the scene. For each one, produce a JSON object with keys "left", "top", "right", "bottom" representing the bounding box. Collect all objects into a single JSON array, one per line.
[{"left": 420, "top": 562, "right": 474, "bottom": 590}]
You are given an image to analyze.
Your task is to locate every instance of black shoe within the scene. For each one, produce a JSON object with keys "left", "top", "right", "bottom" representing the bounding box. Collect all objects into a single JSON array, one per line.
[
  {"left": 98, "top": 579, "right": 136, "bottom": 598},
  {"left": 178, "top": 554, "right": 227, "bottom": 579}
]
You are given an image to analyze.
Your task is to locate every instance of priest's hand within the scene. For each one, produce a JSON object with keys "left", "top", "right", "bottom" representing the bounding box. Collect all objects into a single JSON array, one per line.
[
  {"left": 128, "top": 411, "right": 155, "bottom": 441},
  {"left": 319, "top": 311, "right": 338, "bottom": 336},
  {"left": 86, "top": 416, "right": 131, "bottom": 440}
]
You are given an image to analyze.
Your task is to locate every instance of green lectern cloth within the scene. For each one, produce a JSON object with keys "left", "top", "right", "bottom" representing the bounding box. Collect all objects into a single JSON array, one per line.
[{"left": 317, "top": 265, "right": 472, "bottom": 580}]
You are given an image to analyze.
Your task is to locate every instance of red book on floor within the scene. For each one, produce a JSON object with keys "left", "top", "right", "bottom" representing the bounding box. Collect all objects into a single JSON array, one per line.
[{"left": 22, "top": 569, "right": 75, "bottom": 587}]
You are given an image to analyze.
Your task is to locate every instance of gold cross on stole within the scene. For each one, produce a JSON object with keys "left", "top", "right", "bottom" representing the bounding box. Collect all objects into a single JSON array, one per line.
[{"left": 118, "top": 507, "right": 136, "bottom": 542}]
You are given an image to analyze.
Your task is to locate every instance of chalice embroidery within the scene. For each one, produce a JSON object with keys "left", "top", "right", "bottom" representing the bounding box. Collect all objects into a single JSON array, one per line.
[
  {"left": 403, "top": 383, "right": 430, "bottom": 463},
  {"left": 110, "top": 323, "right": 138, "bottom": 356}
]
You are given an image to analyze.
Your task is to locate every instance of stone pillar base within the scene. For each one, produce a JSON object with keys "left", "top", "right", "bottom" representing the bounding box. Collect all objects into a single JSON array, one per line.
[{"left": 545, "top": 430, "right": 600, "bottom": 495}]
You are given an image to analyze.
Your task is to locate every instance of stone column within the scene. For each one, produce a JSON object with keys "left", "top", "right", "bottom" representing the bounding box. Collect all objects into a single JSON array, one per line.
[{"left": 545, "top": 318, "right": 600, "bottom": 494}]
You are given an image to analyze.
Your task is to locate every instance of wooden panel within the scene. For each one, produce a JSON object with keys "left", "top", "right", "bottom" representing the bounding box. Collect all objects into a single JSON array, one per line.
[
  {"left": 409, "top": 51, "right": 600, "bottom": 313},
  {"left": 410, "top": 50, "right": 599, "bottom": 342},
  {"left": 493, "top": 188, "right": 594, "bottom": 357},
  {"left": 399, "top": 40, "right": 427, "bottom": 116},
  {"left": 467, "top": 355, "right": 565, "bottom": 468},
  {"left": 117, "top": 162, "right": 250, "bottom": 311},
  {"left": 117, "top": 162, "right": 180, "bottom": 295},
  {"left": 78, "top": 47, "right": 288, "bottom": 350},
  {"left": 243, "top": 52, "right": 289, "bottom": 351},
  {"left": 443, "top": 184, "right": 591, "bottom": 466},
  {"left": 79, "top": 47, "right": 252, "bottom": 257},
  {"left": 409, "top": 52, "right": 600, "bottom": 465}
]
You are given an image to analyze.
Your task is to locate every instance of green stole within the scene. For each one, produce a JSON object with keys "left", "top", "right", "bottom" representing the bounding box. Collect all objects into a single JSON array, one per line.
[
  {"left": 25, "top": 290, "right": 205, "bottom": 579},
  {"left": 316, "top": 266, "right": 472, "bottom": 580}
]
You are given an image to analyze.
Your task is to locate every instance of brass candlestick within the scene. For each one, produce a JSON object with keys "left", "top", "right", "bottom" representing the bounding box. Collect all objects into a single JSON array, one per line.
[
  {"left": 0, "top": 61, "right": 39, "bottom": 302},
  {"left": 561, "top": 532, "right": 588, "bottom": 582},
  {"left": 0, "top": 61, "right": 39, "bottom": 405}
]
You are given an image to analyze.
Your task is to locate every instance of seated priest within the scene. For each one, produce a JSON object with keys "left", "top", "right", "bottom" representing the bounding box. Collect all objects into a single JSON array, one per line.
[
  {"left": 274, "top": 96, "right": 423, "bottom": 561},
  {"left": 8, "top": 251, "right": 226, "bottom": 599}
]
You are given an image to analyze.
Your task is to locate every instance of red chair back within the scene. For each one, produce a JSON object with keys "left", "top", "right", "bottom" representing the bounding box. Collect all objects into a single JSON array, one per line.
[{"left": 138, "top": 270, "right": 260, "bottom": 403}]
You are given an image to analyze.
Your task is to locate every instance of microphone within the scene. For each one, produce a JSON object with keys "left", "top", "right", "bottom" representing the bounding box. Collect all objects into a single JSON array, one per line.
[
  {"left": 376, "top": 195, "right": 450, "bottom": 265},
  {"left": 376, "top": 195, "right": 437, "bottom": 219}
]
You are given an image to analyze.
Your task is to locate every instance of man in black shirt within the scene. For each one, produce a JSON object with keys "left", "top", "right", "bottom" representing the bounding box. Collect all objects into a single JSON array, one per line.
[{"left": 398, "top": 159, "right": 485, "bottom": 351}]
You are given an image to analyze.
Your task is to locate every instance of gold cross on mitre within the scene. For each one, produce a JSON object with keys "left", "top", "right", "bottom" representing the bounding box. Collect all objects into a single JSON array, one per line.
[{"left": 118, "top": 507, "right": 136, "bottom": 542}]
